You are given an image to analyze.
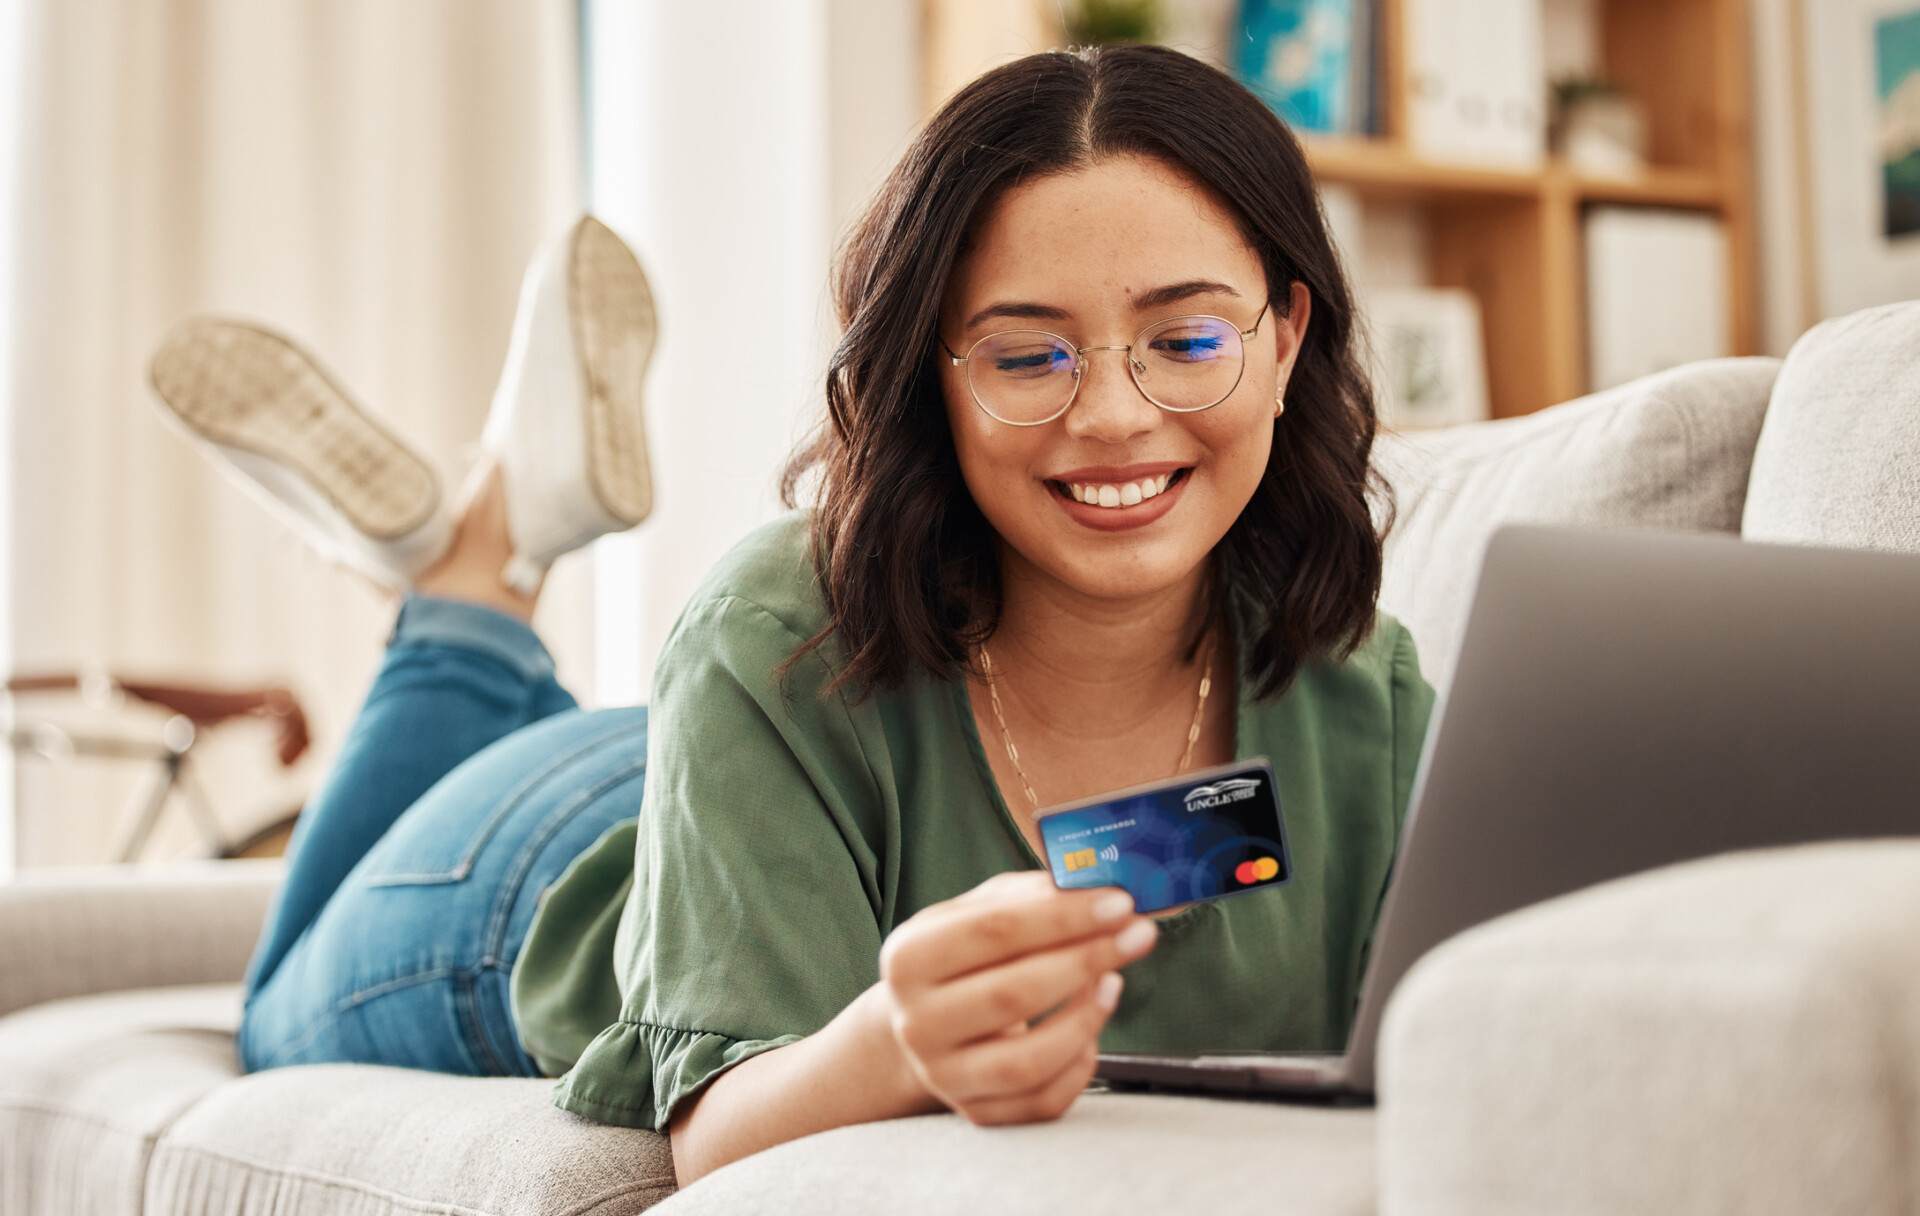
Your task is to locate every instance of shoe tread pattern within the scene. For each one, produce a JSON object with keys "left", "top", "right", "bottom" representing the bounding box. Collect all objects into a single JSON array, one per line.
[
  {"left": 569, "top": 217, "right": 656, "bottom": 527},
  {"left": 150, "top": 321, "right": 439, "bottom": 540}
]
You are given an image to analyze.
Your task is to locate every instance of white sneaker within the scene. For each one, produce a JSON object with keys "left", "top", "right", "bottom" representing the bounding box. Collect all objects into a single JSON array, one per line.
[
  {"left": 483, "top": 215, "right": 657, "bottom": 594},
  {"left": 148, "top": 319, "right": 452, "bottom": 589}
]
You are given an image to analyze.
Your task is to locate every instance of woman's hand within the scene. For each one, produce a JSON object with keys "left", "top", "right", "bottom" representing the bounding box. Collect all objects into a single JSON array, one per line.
[
  {"left": 878, "top": 870, "right": 1158, "bottom": 1126},
  {"left": 668, "top": 870, "right": 1155, "bottom": 1185}
]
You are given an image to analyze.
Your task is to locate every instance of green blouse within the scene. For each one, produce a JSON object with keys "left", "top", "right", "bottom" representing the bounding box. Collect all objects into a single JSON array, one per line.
[{"left": 509, "top": 512, "right": 1434, "bottom": 1130}]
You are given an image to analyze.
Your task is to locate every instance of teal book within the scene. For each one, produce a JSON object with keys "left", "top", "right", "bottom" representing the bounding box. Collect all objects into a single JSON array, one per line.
[{"left": 1235, "top": 0, "right": 1373, "bottom": 135}]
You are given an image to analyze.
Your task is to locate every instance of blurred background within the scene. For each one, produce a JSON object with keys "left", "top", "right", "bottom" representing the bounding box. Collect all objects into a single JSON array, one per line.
[{"left": 0, "top": 0, "right": 1909, "bottom": 874}]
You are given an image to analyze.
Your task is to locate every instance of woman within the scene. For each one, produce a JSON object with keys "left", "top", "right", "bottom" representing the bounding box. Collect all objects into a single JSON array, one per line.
[{"left": 159, "top": 45, "right": 1432, "bottom": 1187}]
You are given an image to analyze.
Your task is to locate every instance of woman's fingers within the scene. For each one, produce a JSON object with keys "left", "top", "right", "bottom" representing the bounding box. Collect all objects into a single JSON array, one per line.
[
  {"left": 952, "top": 869, "right": 1050, "bottom": 905},
  {"left": 958, "top": 1047, "right": 1101, "bottom": 1126},
  {"left": 877, "top": 871, "right": 1154, "bottom": 1126},
  {"left": 951, "top": 1024, "right": 1108, "bottom": 1126},
  {"left": 880, "top": 872, "right": 1139, "bottom": 990},
  {"left": 924, "top": 972, "right": 1122, "bottom": 1110},
  {"left": 895, "top": 921, "right": 1153, "bottom": 1052}
]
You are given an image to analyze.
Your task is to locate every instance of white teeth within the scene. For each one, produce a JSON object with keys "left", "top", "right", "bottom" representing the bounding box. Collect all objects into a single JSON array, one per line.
[
  {"left": 1059, "top": 474, "right": 1175, "bottom": 507},
  {"left": 1064, "top": 474, "right": 1184, "bottom": 507}
]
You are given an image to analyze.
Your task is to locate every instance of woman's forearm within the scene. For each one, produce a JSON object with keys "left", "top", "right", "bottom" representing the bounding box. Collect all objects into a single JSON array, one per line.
[{"left": 666, "top": 983, "right": 941, "bottom": 1186}]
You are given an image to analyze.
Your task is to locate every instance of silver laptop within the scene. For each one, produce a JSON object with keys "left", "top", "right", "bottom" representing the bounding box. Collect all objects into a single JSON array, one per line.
[{"left": 1097, "top": 525, "right": 1920, "bottom": 1099}]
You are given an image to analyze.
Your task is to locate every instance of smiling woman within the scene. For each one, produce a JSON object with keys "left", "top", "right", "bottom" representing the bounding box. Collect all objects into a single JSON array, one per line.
[{"left": 507, "top": 45, "right": 1433, "bottom": 1185}]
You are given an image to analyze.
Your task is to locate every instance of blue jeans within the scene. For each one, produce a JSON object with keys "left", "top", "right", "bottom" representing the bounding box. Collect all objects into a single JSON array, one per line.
[{"left": 238, "top": 596, "right": 645, "bottom": 1076}]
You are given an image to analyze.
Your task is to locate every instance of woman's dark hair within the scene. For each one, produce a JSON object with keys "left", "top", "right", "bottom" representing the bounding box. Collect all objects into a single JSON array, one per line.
[{"left": 780, "top": 44, "right": 1385, "bottom": 701}]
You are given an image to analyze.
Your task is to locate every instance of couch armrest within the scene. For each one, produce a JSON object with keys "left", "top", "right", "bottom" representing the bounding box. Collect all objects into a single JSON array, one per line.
[
  {"left": 1377, "top": 841, "right": 1920, "bottom": 1216},
  {"left": 0, "top": 859, "right": 282, "bottom": 1018}
]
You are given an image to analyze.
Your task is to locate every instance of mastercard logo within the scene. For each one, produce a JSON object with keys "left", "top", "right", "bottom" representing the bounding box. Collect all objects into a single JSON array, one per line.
[{"left": 1234, "top": 856, "right": 1281, "bottom": 885}]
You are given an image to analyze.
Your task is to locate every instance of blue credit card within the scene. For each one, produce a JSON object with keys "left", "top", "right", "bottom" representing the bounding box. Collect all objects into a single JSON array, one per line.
[{"left": 1036, "top": 758, "right": 1291, "bottom": 913}]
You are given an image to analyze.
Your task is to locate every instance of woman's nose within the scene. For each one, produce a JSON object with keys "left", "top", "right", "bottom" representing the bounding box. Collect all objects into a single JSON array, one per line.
[{"left": 1062, "top": 348, "right": 1159, "bottom": 442}]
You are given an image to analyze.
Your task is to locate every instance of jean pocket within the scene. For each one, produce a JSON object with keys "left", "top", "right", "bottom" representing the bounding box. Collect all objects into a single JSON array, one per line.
[{"left": 359, "top": 710, "right": 647, "bottom": 888}]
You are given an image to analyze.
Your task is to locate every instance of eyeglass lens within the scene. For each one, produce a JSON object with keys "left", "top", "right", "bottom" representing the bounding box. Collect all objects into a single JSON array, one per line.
[{"left": 964, "top": 315, "right": 1246, "bottom": 425}]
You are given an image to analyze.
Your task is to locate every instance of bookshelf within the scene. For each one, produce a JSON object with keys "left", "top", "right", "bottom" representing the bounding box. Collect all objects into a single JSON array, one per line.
[{"left": 922, "top": 0, "right": 1759, "bottom": 420}]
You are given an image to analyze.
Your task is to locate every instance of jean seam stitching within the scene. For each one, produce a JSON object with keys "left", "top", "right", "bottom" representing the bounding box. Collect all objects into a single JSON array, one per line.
[
  {"left": 257, "top": 965, "right": 458, "bottom": 1068},
  {"left": 361, "top": 717, "right": 644, "bottom": 887},
  {"left": 482, "top": 750, "right": 649, "bottom": 960},
  {"left": 454, "top": 967, "right": 508, "bottom": 1076},
  {"left": 439, "top": 715, "right": 643, "bottom": 875}
]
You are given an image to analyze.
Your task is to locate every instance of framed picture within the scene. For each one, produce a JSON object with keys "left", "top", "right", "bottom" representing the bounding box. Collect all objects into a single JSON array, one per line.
[
  {"left": 1802, "top": 0, "right": 1920, "bottom": 316},
  {"left": 1234, "top": 0, "right": 1371, "bottom": 135},
  {"left": 1363, "top": 287, "right": 1489, "bottom": 430}
]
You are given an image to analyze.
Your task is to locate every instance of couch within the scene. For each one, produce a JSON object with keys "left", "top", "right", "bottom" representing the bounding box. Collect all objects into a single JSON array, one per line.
[{"left": 5, "top": 302, "right": 1918, "bottom": 1215}]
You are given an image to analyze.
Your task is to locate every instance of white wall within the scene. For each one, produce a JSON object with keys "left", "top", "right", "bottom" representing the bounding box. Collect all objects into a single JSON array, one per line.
[
  {"left": 1751, "top": 0, "right": 1811, "bottom": 355},
  {"left": 586, "top": 0, "right": 920, "bottom": 704},
  {"left": 0, "top": 0, "right": 24, "bottom": 877},
  {"left": 828, "top": 0, "right": 922, "bottom": 233},
  {"left": 1747, "top": 0, "right": 1920, "bottom": 354}
]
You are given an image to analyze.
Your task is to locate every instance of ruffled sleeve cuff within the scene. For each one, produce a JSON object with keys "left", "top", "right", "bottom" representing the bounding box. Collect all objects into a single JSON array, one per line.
[{"left": 549, "top": 1017, "right": 805, "bottom": 1131}]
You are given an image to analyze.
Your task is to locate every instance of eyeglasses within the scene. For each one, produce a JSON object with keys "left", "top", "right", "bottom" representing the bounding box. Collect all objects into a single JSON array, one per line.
[{"left": 940, "top": 303, "right": 1270, "bottom": 427}]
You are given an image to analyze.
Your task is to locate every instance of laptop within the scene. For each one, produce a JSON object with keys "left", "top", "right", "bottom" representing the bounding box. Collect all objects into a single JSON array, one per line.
[{"left": 1096, "top": 524, "right": 1920, "bottom": 1099}]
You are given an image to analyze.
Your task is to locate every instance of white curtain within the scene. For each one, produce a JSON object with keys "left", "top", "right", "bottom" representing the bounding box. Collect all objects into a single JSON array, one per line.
[{"left": 3, "top": 0, "right": 585, "bottom": 867}]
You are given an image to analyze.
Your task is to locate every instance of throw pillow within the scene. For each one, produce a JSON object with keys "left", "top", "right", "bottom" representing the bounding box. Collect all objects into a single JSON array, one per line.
[
  {"left": 1375, "top": 357, "right": 1780, "bottom": 690},
  {"left": 1742, "top": 301, "right": 1920, "bottom": 554}
]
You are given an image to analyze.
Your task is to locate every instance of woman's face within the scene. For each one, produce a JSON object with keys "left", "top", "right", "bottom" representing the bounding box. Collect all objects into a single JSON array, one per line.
[{"left": 940, "top": 153, "right": 1311, "bottom": 608}]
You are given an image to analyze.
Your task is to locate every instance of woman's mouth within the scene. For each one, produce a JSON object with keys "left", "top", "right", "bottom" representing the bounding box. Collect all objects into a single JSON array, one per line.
[{"left": 1045, "top": 468, "right": 1192, "bottom": 531}]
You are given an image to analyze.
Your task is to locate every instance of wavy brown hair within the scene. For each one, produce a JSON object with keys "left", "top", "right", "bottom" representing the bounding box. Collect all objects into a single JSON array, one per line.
[{"left": 780, "top": 44, "right": 1386, "bottom": 702}]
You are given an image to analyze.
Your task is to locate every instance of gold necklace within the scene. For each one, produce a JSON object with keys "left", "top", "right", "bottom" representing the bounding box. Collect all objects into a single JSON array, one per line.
[{"left": 977, "top": 635, "right": 1215, "bottom": 813}]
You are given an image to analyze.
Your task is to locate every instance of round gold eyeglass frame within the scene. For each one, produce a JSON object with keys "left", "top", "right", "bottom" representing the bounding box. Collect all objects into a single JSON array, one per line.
[{"left": 939, "top": 303, "right": 1272, "bottom": 427}]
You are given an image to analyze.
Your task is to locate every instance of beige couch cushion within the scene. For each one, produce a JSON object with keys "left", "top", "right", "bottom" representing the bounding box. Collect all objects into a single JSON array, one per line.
[
  {"left": 147, "top": 1064, "right": 676, "bottom": 1215},
  {"left": 0, "top": 984, "right": 243, "bottom": 1216},
  {"left": 1377, "top": 842, "right": 1920, "bottom": 1216},
  {"left": 1743, "top": 301, "right": 1920, "bottom": 553},
  {"left": 0, "top": 861, "right": 281, "bottom": 1019},
  {"left": 0, "top": 974, "right": 674, "bottom": 1216},
  {"left": 656, "top": 1090, "right": 1376, "bottom": 1216},
  {"left": 1375, "top": 357, "right": 1779, "bottom": 688}
]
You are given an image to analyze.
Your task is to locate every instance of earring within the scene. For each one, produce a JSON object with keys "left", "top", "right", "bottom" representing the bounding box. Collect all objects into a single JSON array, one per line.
[{"left": 1274, "top": 389, "right": 1286, "bottom": 418}]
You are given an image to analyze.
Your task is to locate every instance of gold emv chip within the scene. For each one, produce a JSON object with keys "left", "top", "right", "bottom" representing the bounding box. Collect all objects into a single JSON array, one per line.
[{"left": 1063, "top": 848, "right": 1098, "bottom": 872}]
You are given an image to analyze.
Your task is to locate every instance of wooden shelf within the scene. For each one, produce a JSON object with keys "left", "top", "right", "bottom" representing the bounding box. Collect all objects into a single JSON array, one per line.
[
  {"left": 1304, "top": 138, "right": 1541, "bottom": 199},
  {"left": 1562, "top": 165, "right": 1725, "bottom": 208},
  {"left": 1305, "top": 137, "right": 1726, "bottom": 210},
  {"left": 1305, "top": 0, "right": 1754, "bottom": 418}
]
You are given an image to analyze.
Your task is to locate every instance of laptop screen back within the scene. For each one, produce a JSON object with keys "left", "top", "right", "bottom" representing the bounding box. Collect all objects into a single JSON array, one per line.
[{"left": 1344, "top": 526, "right": 1920, "bottom": 1092}]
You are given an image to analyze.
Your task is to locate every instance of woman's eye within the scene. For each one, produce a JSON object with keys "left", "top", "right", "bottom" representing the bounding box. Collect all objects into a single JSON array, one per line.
[
  {"left": 992, "top": 347, "right": 1071, "bottom": 377},
  {"left": 1150, "top": 332, "right": 1227, "bottom": 362}
]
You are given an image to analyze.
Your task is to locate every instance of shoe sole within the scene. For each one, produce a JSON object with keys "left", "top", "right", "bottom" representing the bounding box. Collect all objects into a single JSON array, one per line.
[
  {"left": 149, "top": 321, "right": 440, "bottom": 541},
  {"left": 569, "top": 216, "right": 657, "bottom": 527}
]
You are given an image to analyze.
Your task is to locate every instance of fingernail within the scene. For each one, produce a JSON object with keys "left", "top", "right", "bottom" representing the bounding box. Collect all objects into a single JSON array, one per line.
[
  {"left": 1096, "top": 971, "right": 1124, "bottom": 1011},
  {"left": 1092, "top": 891, "right": 1135, "bottom": 923},
  {"left": 1115, "top": 918, "right": 1157, "bottom": 957}
]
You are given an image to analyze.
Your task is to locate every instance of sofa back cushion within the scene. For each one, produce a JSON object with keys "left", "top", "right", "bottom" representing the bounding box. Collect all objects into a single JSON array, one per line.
[
  {"left": 1374, "top": 357, "right": 1780, "bottom": 689},
  {"left": 1742, "top": 301, "right": 1920, "bottom": 553}
]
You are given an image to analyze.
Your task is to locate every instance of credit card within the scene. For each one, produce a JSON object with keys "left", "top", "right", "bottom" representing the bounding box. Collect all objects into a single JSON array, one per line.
[{"left": 1035, "top": 758, "right": 1290, "bottom": 913}]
